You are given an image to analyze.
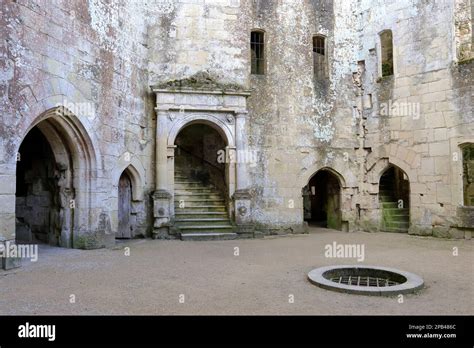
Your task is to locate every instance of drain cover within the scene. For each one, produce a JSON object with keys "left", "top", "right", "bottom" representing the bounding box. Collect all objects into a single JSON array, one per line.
[{"left": 308, "top": 265, "right": 424, "bottom": 296}]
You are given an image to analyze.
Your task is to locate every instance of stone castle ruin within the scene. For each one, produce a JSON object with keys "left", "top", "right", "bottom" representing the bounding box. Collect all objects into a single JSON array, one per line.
[{"left": 0, "top": 0, "right": 472, "bottom": 269}]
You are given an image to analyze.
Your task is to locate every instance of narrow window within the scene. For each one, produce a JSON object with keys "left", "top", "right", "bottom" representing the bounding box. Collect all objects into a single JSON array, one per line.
[
  {"left": 313, "top": 35, "right": 326, "bottom": 79},
  {"left": 251, "top": 31, "right": 264, "bottom": 75},
  {"left": 462, "top": 144, "right": 474, "bottom": 206},
  {"left": 380, "top": 30, "right": 394, "bottom": 77}
]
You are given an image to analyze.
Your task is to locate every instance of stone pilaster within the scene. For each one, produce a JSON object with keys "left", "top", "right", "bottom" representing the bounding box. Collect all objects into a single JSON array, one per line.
[
  {"left": 233, "top": 111, "right": 254, "bottom": 237},
  {"left": 153, "top": 109, "right": 172, "bottom": 239}
]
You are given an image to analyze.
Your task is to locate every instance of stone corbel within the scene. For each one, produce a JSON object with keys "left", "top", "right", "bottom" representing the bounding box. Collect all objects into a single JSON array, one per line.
[{"left": 167, "top": 145, "right": 177, "bottom": 158}]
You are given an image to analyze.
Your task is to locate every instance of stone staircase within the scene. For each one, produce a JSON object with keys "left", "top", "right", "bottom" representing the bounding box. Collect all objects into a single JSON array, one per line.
[
  {"left": 174, "top": 153, "right": 236, "bottom": 241},
  {"left": 379, "top": 178, "right": 409, "bottom": 233}
]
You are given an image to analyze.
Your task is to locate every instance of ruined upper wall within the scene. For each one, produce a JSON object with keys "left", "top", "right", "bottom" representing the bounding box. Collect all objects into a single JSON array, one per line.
[{"left": 147, "top": 0, "right": 248, "bottom": 86}]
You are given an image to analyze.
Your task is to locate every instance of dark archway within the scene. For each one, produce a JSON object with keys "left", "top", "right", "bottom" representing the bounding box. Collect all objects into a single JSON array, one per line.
[
  {"left": 303, "top": 169, "right": 342, "bottom": 230},
  {"left": 173, "top": 123, "right": 234, "bottom": 236},
  {"left": 15, "top": 107, "right": 98, "bottom": 249},
  {"left": 15, "top": 127, "right": 71, "bottom": 246},
  {"left": 174, "top": 123, "right": 227, "bottom": 194},
  {"left": 379, "top": 165, "right": 410, "bottom": 232}
]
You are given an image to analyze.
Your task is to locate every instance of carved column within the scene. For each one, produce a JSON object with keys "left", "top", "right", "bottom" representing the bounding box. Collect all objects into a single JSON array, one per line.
[
  {"left": 232, "top": 111, "right": 254, "bottom": 237},
  {"left": 152, "top": 109, "right": 172, "bottom": 239}
]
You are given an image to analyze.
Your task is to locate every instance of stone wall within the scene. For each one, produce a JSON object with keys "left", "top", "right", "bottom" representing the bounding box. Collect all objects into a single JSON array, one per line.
[
  {"left": 0, "top": 0, "right": 156, "bottom": 254},
  {"left": 148, "top": 0, "right": 473, "bottom": 237},
  {"left": 1, "top": 0, "right": 472, "bottom": 258},
  {"left": 357, "top": 0, "right": 473, "bottom": 238}
]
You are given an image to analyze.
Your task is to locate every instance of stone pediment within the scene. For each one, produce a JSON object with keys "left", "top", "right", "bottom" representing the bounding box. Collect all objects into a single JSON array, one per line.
[{"left": 152, "top": 71, "right": 247, "bottom": 93}]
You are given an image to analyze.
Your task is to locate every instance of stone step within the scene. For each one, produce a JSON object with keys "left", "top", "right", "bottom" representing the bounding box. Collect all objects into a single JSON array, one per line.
[
  {"left": 175, "top": 190, "right": 222, "bottom": 195},
  {"left": 181, "top": 232, "right": 238, "bottom": 241},
  {"left": 175, "top": 205, "right": 227, "bottom": 212},
  {"left": 175, "top": 218, "right": 232, "bottom": 227},
  {"left": 175, "top": 212, "right": 228, "bottom": 218},
  {"left": 175, "top": 181, "right": 208, "bottom": 185},
  {"left": 381, "top": 227, "right": 409, "bottom": 233},
  {"left": 173, "top": 167, "right": 233, "bottom": 240},
  {"left": 381, "top": 202, "right": 401, "bottom": 208},
  {"left": 384, "top": 221, "right": 409, "bottom": 229},
  {"left": 174, "top": 197, "right": 225, "bottom": 207},
  {"left": 178, "top": 225, "right": 235, "bottom": 233},
  {"left": 175, "top": 188, "right": 216, "bottom": 193},
  {"left": 174, "top": 199, "right": 225, "bottom": 209},
  {"left": 385, "top": 214, "right": 409, "bottom": 222},
  {"left": 175, "top": 193, "right": 224, "bottom": 200},
  {"left": 383, "top": 207, "right": 409, "bottom": 214},
  {"left": 174, "top": 183, "right": 216, "bottom": 189}
]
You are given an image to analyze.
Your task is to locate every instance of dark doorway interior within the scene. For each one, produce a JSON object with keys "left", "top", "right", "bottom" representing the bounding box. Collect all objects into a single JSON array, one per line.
[
  {"left": 303, "top": 170, "right": 342, "bottom": 230},
  {"left": 16, "top": 127, "right": 60, "bottom": 245},
  {"left": 174, "top": 123, "right": 227, "bottom": 194},
  {"left": 379, "top": 165, "right": 410, "bottom": 232}
]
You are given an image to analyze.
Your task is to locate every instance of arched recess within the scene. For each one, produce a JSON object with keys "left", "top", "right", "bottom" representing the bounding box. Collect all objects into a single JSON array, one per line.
[
  {"left": 379, "top": 164, "right": 410, "bottom": 233},
  {"left": 112, "top": 163, "right": 145, "bottom": 239},
  {"left": 174, "top": 122, "right": 229, "bottom": 195},
  {"left": 300, "top": 165, "right": 348, "bottom": 189},
  {"left": 302, "top": 167, "right": 345, "bottom": 230},
  {"left": 15, "top": 107, "right": 98, "bottom": 248},
  {"left": 113, "top": 160, "right": 145, "bottom": 202},
  {"left": 167, "top": 114, "right": 237, "bottom": 214},
  {"left": 168, "top": 114, "right": 235, "bottom": 148},
  {"left": 374, "top": 156, "right": 415, "bottom": 186}
]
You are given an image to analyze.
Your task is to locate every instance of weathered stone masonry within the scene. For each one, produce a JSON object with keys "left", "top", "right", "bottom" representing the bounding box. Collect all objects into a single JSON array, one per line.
[{"left": 0, "top": 0, "right": 472, "bottom": 269}]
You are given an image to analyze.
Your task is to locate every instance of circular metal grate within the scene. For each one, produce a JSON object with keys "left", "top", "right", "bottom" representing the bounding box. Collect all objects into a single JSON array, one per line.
[
  {"left": 329, "top": 275, "right": 400, "bottom": 287},
  {"left": 308, "top": 265, "right": 424, "bottom": 296}
]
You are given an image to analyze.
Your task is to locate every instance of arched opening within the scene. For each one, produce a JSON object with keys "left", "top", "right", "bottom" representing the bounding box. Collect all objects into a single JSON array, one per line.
[
  {"left": 173, "top": 122, "right": 233, "bottom": 235},
  {"left": 15, "top": 107, "right": 97, "bottom": 249},
  {"left": 174, "top": 123, "right": 227, "bottom": 193},
  {"left": 15, "top": 125, "right": 73, "bottom": 247},
  {"left": 303, "top": 169, "right": 342, "bottom": 230},
  {"left": 117, "top": 170, "right": 133, "bottom": 239},
  {"left": 379, "top": 165, "right": 410, "bottom": 232}
]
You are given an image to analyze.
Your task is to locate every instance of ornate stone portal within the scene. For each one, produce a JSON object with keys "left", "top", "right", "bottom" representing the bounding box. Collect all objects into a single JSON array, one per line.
[{"left": 151, "top": 73, "right": 254, "bottom": 239}]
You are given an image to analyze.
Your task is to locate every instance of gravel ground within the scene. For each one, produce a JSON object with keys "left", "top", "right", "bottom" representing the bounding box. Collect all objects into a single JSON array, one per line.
[{"left": 0, "top": 228, "right": 472, "bottom": 315}]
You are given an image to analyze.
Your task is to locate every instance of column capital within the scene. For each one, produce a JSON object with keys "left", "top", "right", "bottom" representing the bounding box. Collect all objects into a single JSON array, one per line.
[
  {"left": 155, "top": 108, "right": 170, "bottom": 116},
  {"left": 152, "top": 189, "right": 172, "bottom": 200},
  {"left": 235, "top": 110, "right": 249, "bottom": 118},
  {"left": 232, "top": 189, "right": 252, "bottom": 200}
]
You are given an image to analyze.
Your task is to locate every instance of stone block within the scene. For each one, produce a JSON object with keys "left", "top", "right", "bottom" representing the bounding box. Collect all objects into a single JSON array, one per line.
[
  {"left": 429, "top": 141, "right": 450, "bottom": 156},
  {"left": 424, "top": 112, "right": 446, "bottom": 128}
]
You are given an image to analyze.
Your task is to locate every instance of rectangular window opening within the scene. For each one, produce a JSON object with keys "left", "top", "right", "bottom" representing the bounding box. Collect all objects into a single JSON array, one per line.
[
  {"left": 313, "top": 36, "right": 326, "bottom": 79},
  {"left": 251, "top": 31, "right": 265, "bottom": 75}
]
